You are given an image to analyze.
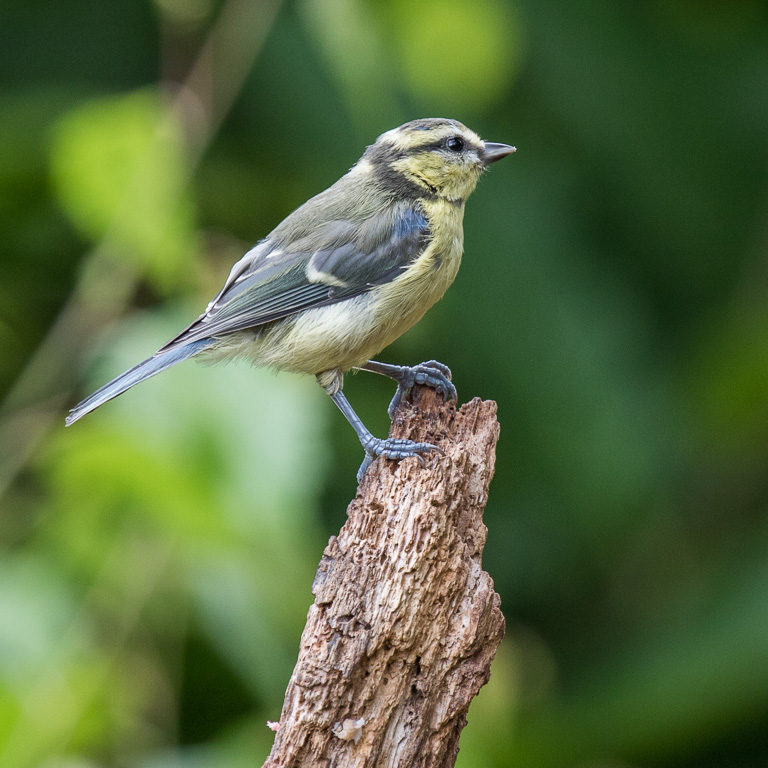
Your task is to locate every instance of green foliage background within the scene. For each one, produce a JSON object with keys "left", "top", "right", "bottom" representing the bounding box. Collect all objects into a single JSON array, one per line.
[{"left": 2, "top": 0, "right": 768, "bottom": 765}]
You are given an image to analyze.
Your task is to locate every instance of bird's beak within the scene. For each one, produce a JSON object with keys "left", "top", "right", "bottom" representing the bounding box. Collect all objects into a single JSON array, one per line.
[{"left": 482, "top": 142, "right": 516, "bottom": 165}]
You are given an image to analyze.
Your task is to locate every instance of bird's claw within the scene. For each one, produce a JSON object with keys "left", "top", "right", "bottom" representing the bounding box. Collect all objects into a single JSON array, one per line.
[
  {"left": 387, "top": 359, "right": 457, "bottom": 418},
  {"left": 356, "top": 436, "right": 444, "bottom": 482}
]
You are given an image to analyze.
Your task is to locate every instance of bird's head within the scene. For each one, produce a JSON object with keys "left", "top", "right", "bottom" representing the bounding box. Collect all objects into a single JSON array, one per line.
[{"left": 359, "top": 118, "right": 515, "bottom": 203}]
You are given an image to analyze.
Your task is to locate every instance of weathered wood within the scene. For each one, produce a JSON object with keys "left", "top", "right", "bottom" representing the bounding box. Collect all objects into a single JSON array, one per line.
[{"left": 263, "top": 386, "right": 504, "bottom": 768}]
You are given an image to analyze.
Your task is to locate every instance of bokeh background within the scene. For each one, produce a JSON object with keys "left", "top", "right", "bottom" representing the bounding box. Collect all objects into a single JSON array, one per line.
[{"left": 2, "top": 0, "right": 768, "bottom": 765}]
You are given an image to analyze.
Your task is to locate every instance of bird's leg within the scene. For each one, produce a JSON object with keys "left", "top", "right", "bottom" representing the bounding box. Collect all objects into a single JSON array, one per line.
[
  {"left": 326, "top": 387, "right": 444, "bottom": 483},
  {"left": 360, "top": 359, "right": 457, "bottom": 419}
]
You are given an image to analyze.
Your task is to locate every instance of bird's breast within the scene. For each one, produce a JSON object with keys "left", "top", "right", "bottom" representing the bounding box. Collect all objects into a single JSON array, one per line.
[
  {"left": 378, "top": 198, "right": 465, "bottom": 310},
  {"left": 360, "top": 198, "right": 464, "bottom": 347}
]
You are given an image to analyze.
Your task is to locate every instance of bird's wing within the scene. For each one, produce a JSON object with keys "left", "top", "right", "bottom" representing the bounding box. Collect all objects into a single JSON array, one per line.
[{"left": 160, "top": 204, "right": 430, "bottom": 351}]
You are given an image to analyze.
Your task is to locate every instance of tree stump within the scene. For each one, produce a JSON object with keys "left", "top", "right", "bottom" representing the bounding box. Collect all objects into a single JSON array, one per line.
[{"left": 263, "top": 386, "right": 504, "bottom": 768}]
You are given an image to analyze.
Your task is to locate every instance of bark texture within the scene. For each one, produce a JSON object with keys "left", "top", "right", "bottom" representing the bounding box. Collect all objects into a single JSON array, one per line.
[{"left": 263, "top": 386, "right": 503, "bottom": 768}]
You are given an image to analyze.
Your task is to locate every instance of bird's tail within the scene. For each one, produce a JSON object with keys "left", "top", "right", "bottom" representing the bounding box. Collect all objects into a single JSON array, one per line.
[{"left": 65, "top": 339, "right": 213, "bottom": 426}]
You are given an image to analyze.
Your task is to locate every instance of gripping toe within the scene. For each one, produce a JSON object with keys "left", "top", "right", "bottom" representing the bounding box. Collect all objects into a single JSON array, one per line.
[
  {"left": 387, "top": 360, "right": 458, "bottom": 418},
  {"left": 357, "top": 436, "right": 443, "bottom": 482}
]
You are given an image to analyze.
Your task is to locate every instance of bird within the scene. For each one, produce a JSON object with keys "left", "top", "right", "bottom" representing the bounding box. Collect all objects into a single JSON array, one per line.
[{"left": 66, "top": 118, "right": 515, "bottom": 481}]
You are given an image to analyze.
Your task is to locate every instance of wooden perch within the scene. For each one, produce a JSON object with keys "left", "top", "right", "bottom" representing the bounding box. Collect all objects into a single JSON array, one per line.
[{"left": 263, "top": 386, "right": 504, "bottom": 768}]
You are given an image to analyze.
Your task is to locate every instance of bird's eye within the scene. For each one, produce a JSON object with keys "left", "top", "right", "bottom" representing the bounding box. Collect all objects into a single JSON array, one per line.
[{"left": 446, "top": 136, "right": 464, "bottom": 152}]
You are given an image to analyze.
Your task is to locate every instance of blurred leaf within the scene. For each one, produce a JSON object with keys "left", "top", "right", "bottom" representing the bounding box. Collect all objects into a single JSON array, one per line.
[
  {"left": 0, "top": 555, "right": 80, "bottom": 687},
  {"left": 137, "top": 718, "right": 274, "bottom": 768},
  {"left": 456, "top": 641, "right": 519, "bottom": 767},
  {"left": 0, "top": 90, "right": 88, "bottom": 394},
  {"left": 299, "top": 0, "right": 403, "bottom": 135},
  {"left": 49, "top": 89, "right": 197, "bottom": 292},
  {"left": 44, "top": 425, "right": 226, "bottom": 578},
  {"left": 378, "top": 0, "right": 524, "bottom": 112},
  {"left": 152, "top": 0, "right": 213, "bottom": 28},
  {"left": 691, "top": 302, "right": 768, "bottom": 446},
  {"left": 0, "top": 554, "right": 111, "bottom": 767}
]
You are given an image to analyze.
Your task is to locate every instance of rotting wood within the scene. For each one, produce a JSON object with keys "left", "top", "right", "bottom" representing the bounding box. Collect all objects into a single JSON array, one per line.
[{"left": 263, "top": 385, "right": 504, "bottom": 768}]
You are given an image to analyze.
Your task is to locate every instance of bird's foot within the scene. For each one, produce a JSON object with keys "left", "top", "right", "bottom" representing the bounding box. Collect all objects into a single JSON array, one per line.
[
  {"left": 357, "top": 436, "right": 444, "bottom": 482},
  {"left": 387, "top": 360, "right": 457, "bottom": 418}
]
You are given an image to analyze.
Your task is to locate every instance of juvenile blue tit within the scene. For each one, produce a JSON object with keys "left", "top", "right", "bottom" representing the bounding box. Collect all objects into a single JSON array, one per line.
[{"left": 66, "top": 118, "right": 515, "bottom": 480}]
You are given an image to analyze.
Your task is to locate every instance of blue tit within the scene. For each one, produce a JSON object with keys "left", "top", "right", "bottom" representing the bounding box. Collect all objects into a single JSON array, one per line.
[{"left": 66, "top": 118, "right": 515, "bottom": 480}]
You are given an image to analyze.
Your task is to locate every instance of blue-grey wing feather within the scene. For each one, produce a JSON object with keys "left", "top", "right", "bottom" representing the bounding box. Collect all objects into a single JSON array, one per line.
[
  {"left": 310, "top": 207, "right": 429, "bottom": 287},
  {"left": 160, "top": 203, "right": 430, "bottom": 351}
]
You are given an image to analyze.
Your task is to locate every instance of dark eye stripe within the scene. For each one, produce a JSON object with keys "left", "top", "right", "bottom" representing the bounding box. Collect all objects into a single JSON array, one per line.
[
  {"left": 403, "top": 137, "right": 476, "bottom": 155},
  {"left": 405, "top": 140, "right": 443, "bottom": 153}
]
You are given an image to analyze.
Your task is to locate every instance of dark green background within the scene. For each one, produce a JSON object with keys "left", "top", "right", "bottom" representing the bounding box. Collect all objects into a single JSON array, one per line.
[{"left": 2, "top": 0, "right": 768, "bottom": 765}]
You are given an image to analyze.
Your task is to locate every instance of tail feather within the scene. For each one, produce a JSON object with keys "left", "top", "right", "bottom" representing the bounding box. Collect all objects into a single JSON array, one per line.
[{"left": 66, "top": 339, "right": 213, "bottom": 426}]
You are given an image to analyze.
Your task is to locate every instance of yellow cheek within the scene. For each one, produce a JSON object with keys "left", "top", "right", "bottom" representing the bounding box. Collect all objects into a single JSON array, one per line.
[{"left": 391, "top": 155, "right": 480, "bottom": 200}]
